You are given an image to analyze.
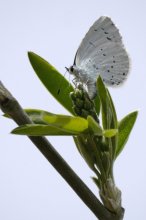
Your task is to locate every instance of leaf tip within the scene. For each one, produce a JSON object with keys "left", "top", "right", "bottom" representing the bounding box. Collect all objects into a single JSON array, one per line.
[
  {"left": 11, "top": 128, "right": 18, "bottom": 135},
  {"left": 96, "top": 75, "right": 102, "bottom": 85},
  {"left": 28, "top": 51, "right": 35, "bottom": 60}
]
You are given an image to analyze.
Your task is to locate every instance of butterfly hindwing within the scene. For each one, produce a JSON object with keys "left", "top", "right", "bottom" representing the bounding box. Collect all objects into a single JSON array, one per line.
[
  {"left": 74, "top": 16, "right": 129, "bottom": 86},
  {"left": 75, "top": 16, "right": 123, "bottom": 64}
]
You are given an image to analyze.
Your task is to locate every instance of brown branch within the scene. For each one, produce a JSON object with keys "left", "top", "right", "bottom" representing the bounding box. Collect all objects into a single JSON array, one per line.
[{"left": 0, "top": 81, "right": 123, "bottom": 220}]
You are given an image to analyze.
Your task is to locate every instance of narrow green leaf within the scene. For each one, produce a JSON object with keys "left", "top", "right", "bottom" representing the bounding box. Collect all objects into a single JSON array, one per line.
[
  {"left": 73, "top": 136, "right": 95, "bottom": 171},
  {"left": 11, "top": 124, "right": 84, "bottom": 136},
  {"left": 106, "top": 90, "right": 118, "bottom": 158},
  {"left": 103, "top": 129, "right": 118, "bottom": 138},
  {"left": 22, "top": 108, "right": 88, "bottom": 132},
  {"left": 96, "top": 76, "right": 108, "bottom": 129},
  {"left": 106, "top": 90, "right": 118, "bottom": 129},
  {"left": 5, "top": 108, "right": 88, "bottom": 134},
  {"left": 115, "top": 111, "right": 138, "bottom": 158},
  {"left": 97, "top": 76, "right": 118, "bottom": 158},
  {"left": 28, "top": 52, "right": 74, "bottom": 114},
  {"left": 93, "top": 93, "right": 100, "bottom": 116},
  {"left": 96, "top": 76, "right": 118, "bottom": 129},
  {"left": 87, "top": 115, "right": 102, "bottom": 136}
]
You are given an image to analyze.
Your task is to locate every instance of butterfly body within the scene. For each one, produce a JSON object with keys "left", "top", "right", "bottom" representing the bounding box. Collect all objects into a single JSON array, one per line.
[{"left": 67, "top": 16, "right": 130, "bottom": 99}]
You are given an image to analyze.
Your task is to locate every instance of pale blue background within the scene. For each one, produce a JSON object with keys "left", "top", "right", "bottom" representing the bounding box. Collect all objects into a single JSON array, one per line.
[{"left": 0, "top": 0, "right": 145, "bottom": 219}]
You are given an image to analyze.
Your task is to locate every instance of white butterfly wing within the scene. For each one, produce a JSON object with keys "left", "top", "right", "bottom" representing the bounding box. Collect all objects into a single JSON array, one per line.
[{"left": 75, "top": 16, "right": 129, "bottom": 86}]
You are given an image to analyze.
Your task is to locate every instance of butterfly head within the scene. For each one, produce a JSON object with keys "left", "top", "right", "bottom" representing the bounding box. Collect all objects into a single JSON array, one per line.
[{"left": 65, "top": 65, "right": 80, "bottom": 77}]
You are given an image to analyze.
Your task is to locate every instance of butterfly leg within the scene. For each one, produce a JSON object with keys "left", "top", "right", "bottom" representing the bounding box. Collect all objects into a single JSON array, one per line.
[{"left": 72, "top": 77, "right": 78, "bottom": 87}]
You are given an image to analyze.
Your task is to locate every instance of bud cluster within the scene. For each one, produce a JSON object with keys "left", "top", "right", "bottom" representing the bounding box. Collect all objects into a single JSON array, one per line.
[{"left": 70, "top": 84, "right": 99, "bottom": 122}]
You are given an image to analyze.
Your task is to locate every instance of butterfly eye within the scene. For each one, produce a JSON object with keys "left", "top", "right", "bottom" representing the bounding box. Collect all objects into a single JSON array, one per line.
[{"left": 70, "top": 66, "right": 74, "bottom": 72}]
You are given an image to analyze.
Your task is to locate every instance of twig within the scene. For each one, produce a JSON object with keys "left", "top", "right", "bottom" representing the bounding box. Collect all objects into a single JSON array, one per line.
[{"left": 0, "top": 81, "right": 123, "bottom": 220}]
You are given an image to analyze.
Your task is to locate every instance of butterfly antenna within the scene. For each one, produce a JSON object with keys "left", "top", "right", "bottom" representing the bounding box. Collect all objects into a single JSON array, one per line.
[{"left": 65, "top": 67, "right": 69, "bottom": 71}]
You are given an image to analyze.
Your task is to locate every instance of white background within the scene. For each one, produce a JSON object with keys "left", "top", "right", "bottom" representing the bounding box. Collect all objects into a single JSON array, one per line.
[{"left": 0, "top": 0, "right": 145, "bottom": 219}]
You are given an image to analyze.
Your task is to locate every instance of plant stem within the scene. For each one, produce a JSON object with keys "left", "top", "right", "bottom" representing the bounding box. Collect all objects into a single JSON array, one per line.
[{"left": 0, "top": 81, "right": 123, "bottom": 220}]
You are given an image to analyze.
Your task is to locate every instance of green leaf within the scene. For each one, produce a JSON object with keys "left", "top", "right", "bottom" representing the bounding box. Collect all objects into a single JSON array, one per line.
[
  {"left": 106, "top": 90, "right": 118, "bottom": 129},
  {"left": 96, "top": 76, "right": 118, "bottom": 130},
  {"left": 28, "top": 52, "right": 74, "bottom": 114},
  {"left": 115, "top": 111, "right": 138, "bottom": 158},
  {"left": 87, "top": 115, "right": 102, "bottom": 136},
  {"left": 11, "top": 124, "right": 81, "bottom": 136},
  {"left": 23, "top": 108, "right": 88, "bottom": 132},
  {"left": 103, "top": 129, "right": 118, "bottom": 138},
  {"left": 106, "top": 90, "right": 118, "bottom": 158},
  {"left": 97, "top": 76, "right": 118, "bottom": 158},
  {"left": 94, "top": 93, "right": 100, "bottom": 116},
  {"left": 11, "top": 109, "right": 89, "bottom": 136},
  {"left": 73, "top": 136, "right": 96, "bottom": 171},
  {"left": 96, "top": 76, "right": 108, "bottom": 129}
]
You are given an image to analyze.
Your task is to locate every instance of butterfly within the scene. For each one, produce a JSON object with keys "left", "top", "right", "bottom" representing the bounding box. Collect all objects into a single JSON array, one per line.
[{"left": 66, "top": 16, "right": 130, "bottom": 99}]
